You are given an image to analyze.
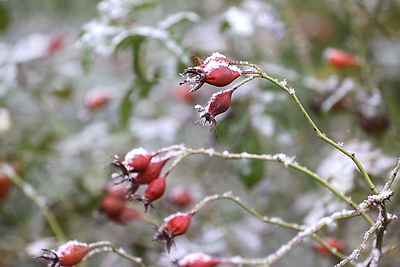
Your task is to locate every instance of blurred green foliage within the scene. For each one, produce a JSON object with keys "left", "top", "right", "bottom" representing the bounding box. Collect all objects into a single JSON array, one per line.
[{"left": 1, "top": 0, "right": 400, "bottom": 266}]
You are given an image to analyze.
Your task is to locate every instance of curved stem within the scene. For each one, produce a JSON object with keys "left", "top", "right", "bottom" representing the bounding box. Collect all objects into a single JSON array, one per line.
[
  {"left": 0, "top": 164, "right": 67, "bottom": 242},
  {"left": 86, "top": 241, "right": 146, "bottom": 267},
  {"left": 190, "top": 192, "right": 357, "bottom": 265},
  {"left": 259, "top": 72, "right": 379, "bottom": 195},
  {"left": 174, "top": 147, "right": 373, "bottom": 225}
]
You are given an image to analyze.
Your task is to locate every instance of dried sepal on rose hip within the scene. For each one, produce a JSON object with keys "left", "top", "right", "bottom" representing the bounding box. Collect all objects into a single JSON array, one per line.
[
  {"left": 154, "top": 212, "right": 195, "bottom": 253},
  {"left": 180, "top": 52, "right": 243, "bottom": 92},
  {"left": 37, "top": 240, "right": 91, "bottom": 267},
  {"left": 174, "top": 252, "right": 228, "bottom": 267},
  {"left": 196, "top": 88, "right": 235, "bottom": 128}
]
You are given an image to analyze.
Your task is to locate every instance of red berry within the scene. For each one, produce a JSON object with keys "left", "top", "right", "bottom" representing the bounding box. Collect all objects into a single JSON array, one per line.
[
  {"left": 105, "top": 183, "right": 127, "bottom": 200},
  {"left": 123, "top": 148, "right": 154, "bottom": 172},
  {"left": 144, "top": 176, "right": 166, "bottom": 201},
  {"left": 169, "top": 188, "right": 193, "bottom": 207},
  {"left": 165, "top": 213, "right": 193, "bottom": 236},
  {"left": 174, "top": 84, "right": 196, "bottom": 103},
  {"left": 47, "top": 34, "right": 66, "bottom": 55},
  {"left": 176, "top": 252, "right": 224, "bottom": 267},
  {"left": 85, "top": 89, "right": 113, "bottom": 111},
  {"left": 100, "top": 194, "right": 125, "bottom": 218},
  {"left": 58, "top": 242, "right": 91, "bottom": 266},
  {"left": 38, "top": 241, "right": 91, "bottom": 266},
  {"left": 180, "top": 53, "right": 242, "bottom": 92},
  {"left": 324, "top": 48, "right": 358, "bottom": 68},
  {"left": 313, "top": 237, "right": 346, "bottom": 255},
  {"left": 199, "top": 88, "right": 234, "bottom": 127},
  {"left": 134, "top": 157, "right": 170, "bottom": 185},
  {"left": 113, "top": 205, "right": 142, "bottom": 224},
  {"left": 155, "top": 212, "right": 195, "bottom": 252},
  {"left": 0, "top": 173, "right": 11, "bottom": 203}
]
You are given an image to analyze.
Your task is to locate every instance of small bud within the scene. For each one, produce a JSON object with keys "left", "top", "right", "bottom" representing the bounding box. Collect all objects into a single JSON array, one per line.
[
  {"left": 154, "top": 212, "right": 194, "bottom": 252},
  {"left": 38, "top": 240, "right": 91, "bottom": 267},
  {"left": 180, "top": 53, "right": 242, "bottom": 92},
  {"left": 323, "top": 48, "right": 358, "bottom": 68},
  {"left": 198, "top": 88, "right": 234, "bottom": 127}
]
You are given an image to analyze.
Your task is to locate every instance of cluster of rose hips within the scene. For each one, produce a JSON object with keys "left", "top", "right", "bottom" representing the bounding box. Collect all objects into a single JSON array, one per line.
[
  {"left": 180, "top": 52, "right": 258, "bottom": 128},
  {"left": 108, "top": 147, "right": 173, "bottom": 212}
]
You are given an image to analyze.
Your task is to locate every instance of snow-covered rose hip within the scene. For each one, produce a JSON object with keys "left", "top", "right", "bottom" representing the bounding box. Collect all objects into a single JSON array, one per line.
[
  {"left": 175, "top": 252, "right": 228, "bottom": 267},
  {"left": 130, "top": 175, "right": 168, "bottom": 211},
  {"left": 154, "top": 212, "right": 195, "bottom": 252},
  {"left": 38, "top": 240, "right": 91, "bottom": 267},
  {"left": 196, "top": 88, "right": 235, "bottom": 127},
  {"left": 180, "top": 53, "right": 242, "bottom": 92}
]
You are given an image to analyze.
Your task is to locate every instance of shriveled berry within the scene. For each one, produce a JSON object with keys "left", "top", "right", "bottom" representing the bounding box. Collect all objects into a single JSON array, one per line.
[{"left": 155, "top": 212, "right": 195, "bottom": 252}]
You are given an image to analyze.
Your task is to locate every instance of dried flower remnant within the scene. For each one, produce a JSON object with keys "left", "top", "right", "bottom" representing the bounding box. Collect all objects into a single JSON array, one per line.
[
  {"left": 154, "top": 212, "right": 195, "bottom": 252},
  {"left": 37, "top": 240, "right": 91, "bottom": 267},
  {"left": 180, "top": 53, "right": 242, "bottom": 92}
]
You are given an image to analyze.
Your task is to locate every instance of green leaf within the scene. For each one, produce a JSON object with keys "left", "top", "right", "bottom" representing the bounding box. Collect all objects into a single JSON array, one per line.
[
  {"left": 80, "top": 47, "right": 93, "bottom": 73},
  {"left": 0, "top": 3, "right": 10, "bottom": 33},
  {"left": 237, "top": 131, "right": 265, "bottom": 188},
  {"left": 119, "top": 87, "right": 135, "bottom": 129}
]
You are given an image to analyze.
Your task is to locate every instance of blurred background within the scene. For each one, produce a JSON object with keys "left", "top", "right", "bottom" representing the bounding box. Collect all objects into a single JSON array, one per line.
[{"left": 1, "top": 0, "right": 400, "bottom": 266}]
